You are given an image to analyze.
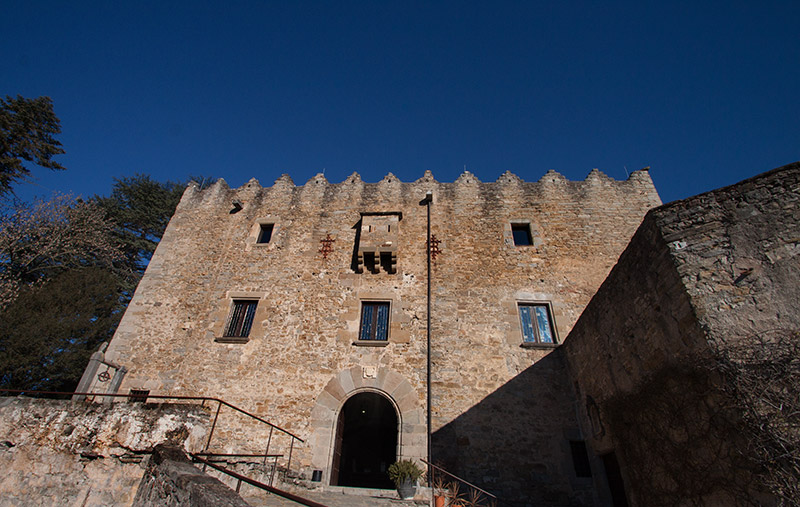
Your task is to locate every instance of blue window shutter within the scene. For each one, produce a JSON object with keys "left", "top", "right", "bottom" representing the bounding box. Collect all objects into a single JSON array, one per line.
[
  {"left": 360, "top": 304, "right": 374, "bottom": 340},
  {"left": 520, "top": 305, "right": 534, "bottom": 342},
  {"left": 375, "top": 303, "right": 389, "bottom": 340},
  {"left": 534, "top": 305, "right": 553, "bottom": 343}
]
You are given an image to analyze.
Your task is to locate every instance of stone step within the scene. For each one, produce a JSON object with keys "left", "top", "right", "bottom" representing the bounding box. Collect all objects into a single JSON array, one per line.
[{"left": 243, "top": 485, "right": 429, "bottom": 507}]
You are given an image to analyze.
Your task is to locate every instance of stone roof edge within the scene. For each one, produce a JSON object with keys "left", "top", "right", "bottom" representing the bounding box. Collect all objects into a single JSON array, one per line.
[{"left": 190, "top": 168, "right": 656, "bottom": 194}]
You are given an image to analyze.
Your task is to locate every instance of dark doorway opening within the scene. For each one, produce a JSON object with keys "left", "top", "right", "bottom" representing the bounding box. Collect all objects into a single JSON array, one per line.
[
  {"left": 331, "top": 392, "right": 398, "bottom": 489},
  {"left": 601, "top": 451, "right": 629, "bottom": 507}
]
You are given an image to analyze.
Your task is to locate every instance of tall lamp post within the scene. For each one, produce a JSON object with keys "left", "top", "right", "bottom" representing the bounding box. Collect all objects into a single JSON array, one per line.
[{"left": 420, "top": 190, "right": 433, "bottom": 499}]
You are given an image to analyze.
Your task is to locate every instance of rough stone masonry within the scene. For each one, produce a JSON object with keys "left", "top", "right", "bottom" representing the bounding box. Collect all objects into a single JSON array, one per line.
[{"left": 89, "top": 168, "right": 660, "bottom": 505}]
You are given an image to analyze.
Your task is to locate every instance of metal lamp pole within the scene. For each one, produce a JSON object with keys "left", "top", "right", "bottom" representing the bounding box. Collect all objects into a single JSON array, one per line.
[{"left": 420, "top": 190, "right": 433, "bottom": 503}]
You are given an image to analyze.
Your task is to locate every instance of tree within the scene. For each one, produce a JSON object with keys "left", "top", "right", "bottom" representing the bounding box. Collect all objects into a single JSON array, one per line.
[
  {"left": 0, "top": 95, "right": 65, "bottom": 196},
  {"left": 0, "top": 194, "right": 121, "bottom": 309},
  {"left": 0, "top": 175, "right": 212, "bottom": 391},
  {"left": 0, "top": 267, "right": 123, "bottom": 391}
]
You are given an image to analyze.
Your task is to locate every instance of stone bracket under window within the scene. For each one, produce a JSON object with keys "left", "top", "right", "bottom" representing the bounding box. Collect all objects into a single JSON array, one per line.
[{"left": 356, "top": 212, "right": 402, "bottom": 274}]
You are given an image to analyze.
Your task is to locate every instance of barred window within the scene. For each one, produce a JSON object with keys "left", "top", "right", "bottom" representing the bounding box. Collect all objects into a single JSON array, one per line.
[
  {"left": 359, "top": 302, "right": 390, "bottom": 341},
  {"left": 224, "top": 300, "right": 258, "bottom": 338},
  {"left": 519, "top": 302, "right": 556, "bottom": 344}
]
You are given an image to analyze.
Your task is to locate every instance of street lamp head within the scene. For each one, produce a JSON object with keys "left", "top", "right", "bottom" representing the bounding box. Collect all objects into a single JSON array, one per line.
[{"left": 420, "top": 191, "right": 433, "bottom": 205}]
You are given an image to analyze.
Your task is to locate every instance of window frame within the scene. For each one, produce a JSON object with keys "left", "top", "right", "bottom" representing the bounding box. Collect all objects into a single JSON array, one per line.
[
  {"left": 357, "top": 301, "right": 391, "bottom": 343},
  {"left": 221, "top": 299, "right": 258, "bottom": 341},
  {"left": 248, "top": 217, "right": 279, "bottom": 249},
  {"left": 518, "top": 301, "right": 558, "bottom": 346}
]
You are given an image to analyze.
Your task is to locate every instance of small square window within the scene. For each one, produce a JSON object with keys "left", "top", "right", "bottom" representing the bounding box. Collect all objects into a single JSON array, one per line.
[
  {"left": 519, "top": 303, "right": 556, "bottom": 344},
  {"left": 257, "top": 223, "right": 274, "bottom": 244},
  {"left": 511, "top": 223, "right": 533, "bottom": 246},
  {"left": 359, "top": 302, "right": 390, "bottom": 341},
  {"left": 224, "top": 300, "right": 258, "bottom": 338}
]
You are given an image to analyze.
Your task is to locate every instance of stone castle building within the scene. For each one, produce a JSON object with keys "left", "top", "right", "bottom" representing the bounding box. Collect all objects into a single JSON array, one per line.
[
  {"left": 82, "top": 168, "right": 661, "bottom": 505},
  {"left": 16, "top": 161, "right": 795, "bottom": 506}
]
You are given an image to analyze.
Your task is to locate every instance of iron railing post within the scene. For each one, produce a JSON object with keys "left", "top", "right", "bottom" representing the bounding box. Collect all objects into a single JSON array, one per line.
[
  {"left": 205, "top": 401, "right": 223, "bottom": 452},
  {"left": 263, "top": 426, "right": 274, "bottom": 466},
  {"left": 287, "top": 438, "right": 295, "bottom": 479}
]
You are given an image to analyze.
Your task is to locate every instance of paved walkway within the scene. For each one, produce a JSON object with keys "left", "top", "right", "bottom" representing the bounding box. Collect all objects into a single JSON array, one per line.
[{"left": 244, "top": 485, "right": 429, "bottom": 507}]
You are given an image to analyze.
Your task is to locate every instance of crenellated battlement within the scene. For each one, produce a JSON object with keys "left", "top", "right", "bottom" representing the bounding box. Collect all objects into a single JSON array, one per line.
[{"left": 180, "top": 168, "right": 660, "bottom": 212}]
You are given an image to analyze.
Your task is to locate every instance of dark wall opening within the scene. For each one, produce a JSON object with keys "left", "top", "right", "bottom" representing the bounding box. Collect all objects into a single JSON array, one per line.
[{"left": 331, "top": 392, "right": 398, "bottom": 489}]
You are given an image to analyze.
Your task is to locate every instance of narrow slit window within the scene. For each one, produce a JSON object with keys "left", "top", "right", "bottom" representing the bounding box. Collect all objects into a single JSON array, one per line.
[
  {"left": 570, "top": 440, "right": 592, "bottom": 477},
  {"left": 359, "top": 302, "right": 390, "bottom": 341},
  {"left": 519, "top": 303, "right": 556, "bottom": 344},
  {"left": 257, "top": 223, "right": 274, "bottom": 244},
  {"left": 224, "top": 300, "right": 258, "bottom": 338},
  {"left": 511, "top": 223, "right": 533, "bottom": 246}
]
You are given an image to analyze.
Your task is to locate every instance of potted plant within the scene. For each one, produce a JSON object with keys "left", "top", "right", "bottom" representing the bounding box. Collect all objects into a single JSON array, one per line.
[
  {"left": 432, "top": 475, "right": 448, "bottom": 507},
  {"left": 388, "top": 459, "right": 424, "bottom": 499}
]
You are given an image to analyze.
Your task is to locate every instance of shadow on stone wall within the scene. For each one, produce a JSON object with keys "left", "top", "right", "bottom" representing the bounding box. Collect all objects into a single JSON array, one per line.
[{"left": 432, "top": 349, "right": 593, "bottom": 507}]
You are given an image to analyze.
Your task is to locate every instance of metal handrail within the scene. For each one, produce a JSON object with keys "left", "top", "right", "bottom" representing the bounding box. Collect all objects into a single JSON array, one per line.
[
  {"left": 0, "top": 389, "right": 303, "bottom": 475},
  {"left": 0, "top": 389, "right": 303, "bottom": 441},
  {"left": 422, "top": 458, "right": 499, "bottom": 503},
  {"left": 192, "top": 454, "right": 328, "bottom": 507}
]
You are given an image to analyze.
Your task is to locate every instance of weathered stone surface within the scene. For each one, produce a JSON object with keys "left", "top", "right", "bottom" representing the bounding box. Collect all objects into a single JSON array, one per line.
[
  {"left": 0, "top": 398, "right": 210, "bottom": 506},
  {"left": 133, "top": 444, "right": 249, "bottom": 507}
]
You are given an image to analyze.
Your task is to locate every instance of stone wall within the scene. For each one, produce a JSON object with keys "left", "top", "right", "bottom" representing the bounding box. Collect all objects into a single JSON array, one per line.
[
  {"left": 562, "top": 162, "right": 800, "bottom": 505},
  {"left": 0, "top": 398, "right": 210, "bottom": 506},
  {"left": 102, "top": 168, "right": 660, "bottom": 504},
  {"left": 654, "top": 161, "right": 800, "bottom": 346}
]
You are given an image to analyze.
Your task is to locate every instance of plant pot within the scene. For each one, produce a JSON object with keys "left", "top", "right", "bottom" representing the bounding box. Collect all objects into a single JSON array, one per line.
[
  {"left": 434, "top": 494, "right": 446, "bottom": 507},
  {"left": 397, "top": 478, "right": 416, "bottom": 499}
]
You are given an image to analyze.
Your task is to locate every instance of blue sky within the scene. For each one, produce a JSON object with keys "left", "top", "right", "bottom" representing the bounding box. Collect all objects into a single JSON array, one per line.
[{"left": 3, "top": 1, "right": 798, "bottom": 204}]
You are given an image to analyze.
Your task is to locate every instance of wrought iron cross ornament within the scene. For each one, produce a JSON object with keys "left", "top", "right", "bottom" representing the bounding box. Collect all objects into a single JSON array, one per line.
[{"left": 319, "top": 233, "right": 335, "bottom": 259}]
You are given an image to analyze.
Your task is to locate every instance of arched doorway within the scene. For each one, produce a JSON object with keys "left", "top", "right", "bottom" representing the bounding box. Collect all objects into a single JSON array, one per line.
[{"left": 330, "top": 391, "right": 398, "bottom": 489}]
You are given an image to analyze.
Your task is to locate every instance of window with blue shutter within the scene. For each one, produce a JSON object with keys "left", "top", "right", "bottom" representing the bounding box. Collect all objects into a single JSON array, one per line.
[
  {"left": 519, "top": 303, "right": 556, "bottom": 344},
  {"left": 224, "top": 300, "right": 258, "bottom": 338},
  {"left": 359, "top": 302, "right": 390, "bottom": 341}
]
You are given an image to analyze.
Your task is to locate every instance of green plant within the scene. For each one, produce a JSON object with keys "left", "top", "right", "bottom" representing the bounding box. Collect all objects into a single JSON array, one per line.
[{"left": 387, "top": 459, "right": 424, "bottom": 487}]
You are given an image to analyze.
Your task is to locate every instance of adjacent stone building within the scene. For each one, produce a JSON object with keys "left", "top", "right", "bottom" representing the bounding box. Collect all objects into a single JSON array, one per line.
[
  {"left": 563, "top": 162, "right": 800, "bottom": 505},
  {"left": 85, "top": 168, "right": 661, "bottom": 505}
]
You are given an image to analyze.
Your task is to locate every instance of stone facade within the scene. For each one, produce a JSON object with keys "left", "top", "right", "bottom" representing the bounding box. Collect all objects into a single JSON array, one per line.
[
  {"left": 562, "top": 162, "right": 800, "bottom": 505},
  {"left": 98, "top": 167, "right": 660, "bottom": 505}
]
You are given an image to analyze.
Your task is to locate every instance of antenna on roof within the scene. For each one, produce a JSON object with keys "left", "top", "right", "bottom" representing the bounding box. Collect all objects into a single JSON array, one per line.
[{"left": 624, "top": 165, "right": 629, "bottom": 178}]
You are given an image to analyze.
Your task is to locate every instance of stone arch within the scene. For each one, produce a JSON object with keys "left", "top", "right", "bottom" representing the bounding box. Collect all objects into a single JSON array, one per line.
[{"left": 309, "top": 366, "right": 426, "bottom": 484}]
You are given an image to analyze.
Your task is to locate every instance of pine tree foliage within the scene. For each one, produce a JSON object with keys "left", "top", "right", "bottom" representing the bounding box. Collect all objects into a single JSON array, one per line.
[
  {"left": 0, "top": 268, "right": 123, "bottom": 391},
  {"left": 93, "top": 174, "right": 186, "bottom": 275},
  {"left": 0, "top": 95, "right": 65, "bottom": 195}
]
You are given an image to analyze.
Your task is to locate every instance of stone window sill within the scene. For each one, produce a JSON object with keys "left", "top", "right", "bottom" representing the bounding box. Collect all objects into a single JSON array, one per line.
[
  {"left": 520, "top": 342, "right": 558, "bottom": 350},
  {"left": 215, "top": 336, "right": 250, "bottom": 344},
  {"left": 353, "top": 340, "right": 389, "bottom": 347}
]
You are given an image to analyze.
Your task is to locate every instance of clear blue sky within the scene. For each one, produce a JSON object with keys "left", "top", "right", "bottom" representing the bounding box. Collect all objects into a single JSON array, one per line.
[{"left": 3, "top": 1, "right": 798, "bottom": 204}]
